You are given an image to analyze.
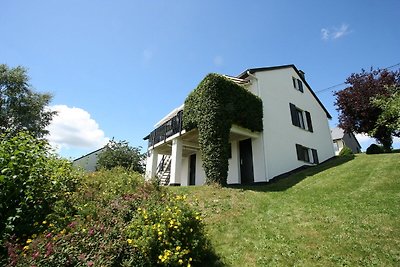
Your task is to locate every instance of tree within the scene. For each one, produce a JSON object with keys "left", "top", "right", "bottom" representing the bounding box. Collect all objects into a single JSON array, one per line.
[
  {"left": 371, "top": 86, "right": 400, "bottom": 138},
  {"left": 97, "top": 139, "right": 145, "bottom": 173},
  {"left": 335, "top": 68, "right": 400, "bottom": 150},
  {"left": 0, "top": 64, "right": 56, "bottom": 138}
]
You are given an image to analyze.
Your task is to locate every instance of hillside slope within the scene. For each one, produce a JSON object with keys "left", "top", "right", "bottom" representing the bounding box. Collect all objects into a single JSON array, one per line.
[{"left": 172, "top": 154, "right": 400, "bottom": 266}]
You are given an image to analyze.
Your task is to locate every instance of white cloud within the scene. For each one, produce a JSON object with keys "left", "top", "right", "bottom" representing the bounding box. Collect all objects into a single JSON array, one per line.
[
  {"left": 321, "top": 28, "right": 329, "bottom": 40},
  {"left": 321, "top": 23, "right": 351, "bottom": 41},
  {"left": 46, "top": 105, "right": 109, "bottom": 151},
  {"left": 355, "top": 133, "right": 400, "bottom": 151},
  {"left": 333, "top": 24, "right": 350, "bottom": 39},
  {"left": 213, "top": 55, "right": 224, "bottom": 66}
]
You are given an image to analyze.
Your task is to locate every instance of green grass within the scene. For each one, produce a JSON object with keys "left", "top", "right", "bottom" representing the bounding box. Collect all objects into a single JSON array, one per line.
[{"left": 170, "top": 154, "right": 400, "bottom": 266}]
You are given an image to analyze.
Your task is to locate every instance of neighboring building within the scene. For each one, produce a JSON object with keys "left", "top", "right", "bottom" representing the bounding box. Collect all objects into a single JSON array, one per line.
[
  {"left": 331, "top": 127, "right": 361, "bottom": 155},
  {"left": 144, "top": 64, "right": 335, "bottom": 186},
  {"left": 72, "top": 147, "right": 105, "bottom": 172}
]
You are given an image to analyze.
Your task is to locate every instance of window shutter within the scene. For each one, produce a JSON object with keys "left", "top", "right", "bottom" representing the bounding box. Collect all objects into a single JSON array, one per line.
[
  {"left": 312, "top": 149, "right": 319, "bottom": 164},
  {"left": 297, "top": 79, "right": 304, "bottom": 92},
  {"left": 305, "top": 111, "right": 313, "bottom": 132},
  {"left": 296, "top": 144, "right": 303, "bottom": 161},
  {"left": 290, "top": 103, "right": 299, "bottom": 127}
]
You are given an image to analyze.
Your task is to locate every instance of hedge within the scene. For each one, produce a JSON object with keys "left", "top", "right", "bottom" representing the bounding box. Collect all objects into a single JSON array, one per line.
[{"left": 183, "top": 73, "right": 263, "bottom": 185}]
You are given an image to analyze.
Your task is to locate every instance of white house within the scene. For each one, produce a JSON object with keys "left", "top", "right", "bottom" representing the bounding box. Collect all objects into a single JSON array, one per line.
[
  {"left": 331, "top": 127, "right": 361, "bottom": 155},
  {"left": 144, "top": 64, "right": 335, "bottom": 186},
  {"left": 72, "top": 147, "right": 105, "bottom": 172}
]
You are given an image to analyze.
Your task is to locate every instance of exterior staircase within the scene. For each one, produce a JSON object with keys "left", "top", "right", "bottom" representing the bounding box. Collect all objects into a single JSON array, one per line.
[{"left": 156, "top": 155, "right": 172, "bottom": 186}]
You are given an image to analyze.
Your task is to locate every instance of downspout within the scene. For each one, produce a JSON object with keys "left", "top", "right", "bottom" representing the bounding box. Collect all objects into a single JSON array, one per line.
[{"left": 246, "top": 71, "right": 269, "bottom": 182}]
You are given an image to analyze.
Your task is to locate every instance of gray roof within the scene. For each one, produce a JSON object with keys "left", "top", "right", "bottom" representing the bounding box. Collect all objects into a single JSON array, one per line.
[{"left": 331, "top": 127, "right": 345, "bottom": 140}]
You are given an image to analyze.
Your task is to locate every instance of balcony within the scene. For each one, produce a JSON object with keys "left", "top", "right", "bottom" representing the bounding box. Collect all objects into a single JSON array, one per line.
[{"left": 145, "top": 110, "right": 183, "bottom": 147}]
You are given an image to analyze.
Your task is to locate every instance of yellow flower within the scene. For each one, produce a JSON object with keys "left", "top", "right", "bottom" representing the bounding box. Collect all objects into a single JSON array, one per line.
[
  {"left": 42, "top": 220, "right": 47, "bottom": 225},
  {"left": 31, "top": 234, "right": 37, "bottom": 238},
  {"left": 179, "top": 259, "right": 183, "bottom": 264},
  {"left": 158, "top": 231, "right": 163, "bottom": 236},
  {"left": 127, "top": 239, "right": 133, "bottom": 244},
  {"left": 23, "top": 245, "right": 29, "bottom": 251},
  {"left": 176, "top": 246, "right": 181, "bottom": 251},
  {"left": 187, "top": 263, "right": 191, "bottom": 267},
  {"left": 49, "top": 223, "right": 54, "bottom": 227},
  {"left": 26, "top": 239, "right": 32, "bottom": 244},
  {"left": 60, "top": 229, "right": 66, "bottom": 235}
]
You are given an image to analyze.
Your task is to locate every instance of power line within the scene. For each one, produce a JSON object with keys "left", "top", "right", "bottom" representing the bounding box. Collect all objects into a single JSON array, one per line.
[{"left": 315, "top": 62, "right": 400, "bottom": 94}]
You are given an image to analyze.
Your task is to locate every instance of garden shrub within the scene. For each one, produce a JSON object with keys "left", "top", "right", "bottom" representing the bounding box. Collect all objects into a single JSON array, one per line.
[
  {"left": 366, "top": 144, "right": 384, "bottom": 154},
  {"left": 0, "top": 131, "right": 80, "bottom": 242},
  {"left": 6, "top": 169, "right": 213, "bottom": 266},
  {"left": 339, "top": 146, "right": 353, "bottom": 156},
  {"left": 183, "top": 73, "right": 263, "bottom": 185}
]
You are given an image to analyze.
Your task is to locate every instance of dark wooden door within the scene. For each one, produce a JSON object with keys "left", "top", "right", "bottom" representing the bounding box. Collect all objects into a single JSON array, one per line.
[
  {"left": 239, "top": 138, "right": 254, "bottom": 184},
  {"left": 189, "top": 154, "right": 196, "bottom": 185}
]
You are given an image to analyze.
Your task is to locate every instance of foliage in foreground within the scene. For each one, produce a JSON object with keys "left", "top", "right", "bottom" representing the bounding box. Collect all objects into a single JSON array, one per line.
[
  {"left": 97, "top": 139, "right": 145, "bottom": 173},
  {"left": 4, "top": 167, "right": 214, "bottom": 266},
  {"left": 0, "top": 131, "right": 80, "bottom": 243},
  {"left": 0, "top": 64, "right": 56, "bottom": 138}
]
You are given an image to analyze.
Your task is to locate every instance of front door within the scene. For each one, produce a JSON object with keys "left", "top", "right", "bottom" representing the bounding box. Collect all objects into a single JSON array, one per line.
[
  {"left": 189, "top": 154, "right": 196, "bottom": 185},
  {"left": 239, "top": 138, "right": 254, "bottom": 184}
]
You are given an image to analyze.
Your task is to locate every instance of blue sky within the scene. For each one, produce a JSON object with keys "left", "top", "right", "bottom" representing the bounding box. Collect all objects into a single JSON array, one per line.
[{"left": 1, "top": 0, "right": 399, "bottom": 159}]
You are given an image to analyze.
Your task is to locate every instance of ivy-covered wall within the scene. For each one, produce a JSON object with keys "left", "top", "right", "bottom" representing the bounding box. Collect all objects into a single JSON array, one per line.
[{"left": 183, "top": 73, "right": 263, "bottom": 185}]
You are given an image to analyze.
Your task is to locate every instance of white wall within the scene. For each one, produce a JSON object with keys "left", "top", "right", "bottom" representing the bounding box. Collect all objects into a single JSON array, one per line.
[
  {"left": 250, "top": 68, "right": 335, "bottom": 179},
  {"left": 227, "top": 141, "right": 240, "bottom": 184},
  {"left": 180, "top": 156, "right": 189, "bottom": 186},
  {"left": 73, "top": 149, "right": 103, "bottom": 172}
]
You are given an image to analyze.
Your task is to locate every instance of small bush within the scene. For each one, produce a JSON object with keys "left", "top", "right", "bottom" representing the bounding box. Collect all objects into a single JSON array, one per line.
[
  {"left": 366, "top": 144, "right": 384, "bottom": 154},
  {"left": 339, "top": 146, "right": 353, "bottom": 156}
]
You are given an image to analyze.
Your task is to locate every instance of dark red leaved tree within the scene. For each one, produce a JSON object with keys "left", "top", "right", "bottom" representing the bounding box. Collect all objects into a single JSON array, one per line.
[{"left": 335, "top": 68, "right": 400, "bottom": 150}]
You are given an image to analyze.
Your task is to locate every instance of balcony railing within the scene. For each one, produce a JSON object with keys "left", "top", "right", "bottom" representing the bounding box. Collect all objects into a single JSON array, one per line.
[{"left": 146, "top": 111, "right": 183, "bottom": 147}]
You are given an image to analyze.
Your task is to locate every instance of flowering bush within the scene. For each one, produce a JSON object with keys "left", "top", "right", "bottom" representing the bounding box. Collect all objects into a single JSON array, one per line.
[
  {"left": 0, "top": 131, "right": 80, "bottom": 250},
  {"left": 5, "top": 169, "right": 214, "bottom": 266},
  {"left": 126, "top": 193, "right": 211, "bottom": 266}
]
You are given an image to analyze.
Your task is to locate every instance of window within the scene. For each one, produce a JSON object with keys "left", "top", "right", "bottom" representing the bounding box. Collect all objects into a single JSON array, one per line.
[
  {"left": 296, "top": 144, "right": 319, "bottom": 164},
  {"left": 333, "top": 141, "right": 339, "bottom": 152},
  {"left": 289, "top": 103, "right": 313, "bottom": 132},
  {"left": 292, "top": 77, "right": 304, "bottom": 92}
]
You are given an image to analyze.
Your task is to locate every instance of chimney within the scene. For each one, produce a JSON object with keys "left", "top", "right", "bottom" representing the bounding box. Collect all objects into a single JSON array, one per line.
[{"left": 299, "top": 70, "right": 305, "bottom": 80}]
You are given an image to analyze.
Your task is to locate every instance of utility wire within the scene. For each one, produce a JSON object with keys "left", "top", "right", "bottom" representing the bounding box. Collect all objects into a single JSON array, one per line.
[{"left": 315, "top": 62, "right": 400, "bottom": 94}]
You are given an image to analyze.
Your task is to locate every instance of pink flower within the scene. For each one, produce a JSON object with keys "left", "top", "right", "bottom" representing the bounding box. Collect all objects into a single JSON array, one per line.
[{"left": 87, "top": 260, "right": 94, "bottom": 266}]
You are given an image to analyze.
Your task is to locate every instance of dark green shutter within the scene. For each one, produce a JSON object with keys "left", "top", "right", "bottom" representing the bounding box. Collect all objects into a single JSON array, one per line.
[
  {"left": 296, "top": 144, "right": 303, "bottom": 161},
  {"left": 312, "top": 149, "right": 319, "bottom": 164},
  {"left": 297, "top": 79, "right": 304, "bottom": 92},
  {"left": 305, "top": 111, "right": 313, "bottom": 132},
  {"left": 290, "top": 103, "right": 299, "bottom": 127}
]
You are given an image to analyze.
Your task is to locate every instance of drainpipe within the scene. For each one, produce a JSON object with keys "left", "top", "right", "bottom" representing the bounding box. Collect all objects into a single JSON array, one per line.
[{"left": 246, "top": 71, "right": 269, "bottom": 182}]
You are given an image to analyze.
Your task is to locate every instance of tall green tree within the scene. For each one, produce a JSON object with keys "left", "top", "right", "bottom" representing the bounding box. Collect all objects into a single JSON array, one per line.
[
  {"left": 97, "top": 139, "right": 145, "bottom": 173},
  {"left": 371, "top": 86, "right": 400, "bottom": 138},
  {"left": 335, "top": 68, "right": 400, "bottom": 150},
  {"left": 0, "top": 64, "right": 56, "bottom": 138}
]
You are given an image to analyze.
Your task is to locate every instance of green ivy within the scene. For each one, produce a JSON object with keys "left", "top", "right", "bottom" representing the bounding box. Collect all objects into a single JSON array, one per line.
[{"left": 183, "top": 74, "right": 263, "bottom": 185}]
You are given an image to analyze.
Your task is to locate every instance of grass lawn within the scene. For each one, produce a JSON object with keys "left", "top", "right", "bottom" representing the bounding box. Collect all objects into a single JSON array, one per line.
[{"left": 170, "top": 153, "right": 400, "bottom": 266}]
